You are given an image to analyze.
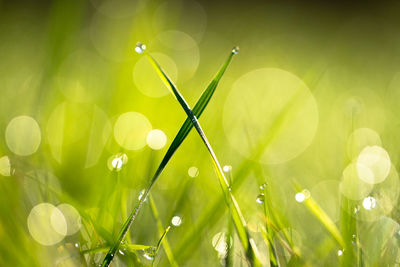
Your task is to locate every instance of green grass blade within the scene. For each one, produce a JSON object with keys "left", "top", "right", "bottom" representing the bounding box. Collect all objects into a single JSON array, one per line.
[
  {"left": 101, "top": 47, "right": 236, "bottom": 267},
  {"left": 149, "top": 194, "right": 178, "bottom": 267},
  {"left": 142, "top": 45, "right": 260, "bottom": 265},
  {"left": 152, "top": 225, "right": 171, "bottom": 267},
  {"left": 294, "top": 185, "right": 345, "bottom": 249}
]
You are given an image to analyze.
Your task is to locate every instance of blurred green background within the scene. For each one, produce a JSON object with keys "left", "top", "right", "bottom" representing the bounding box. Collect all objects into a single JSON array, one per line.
[{"left": 2, "top": 0, "right": 400, "bottom": 266}]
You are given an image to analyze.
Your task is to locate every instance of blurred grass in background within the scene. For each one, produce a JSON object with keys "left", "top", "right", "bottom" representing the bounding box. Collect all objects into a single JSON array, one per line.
[{"left": 2, "top": 0, "right": 400, "bottom": 266}]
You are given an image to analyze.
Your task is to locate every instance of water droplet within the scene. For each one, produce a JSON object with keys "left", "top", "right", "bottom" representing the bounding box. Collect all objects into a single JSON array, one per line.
[
  {"left": 108, "top": 153, "right": 128, "bottom": 171},
  {"left": 112, "top": 157, "right": 123, "bottom": 169},
  {"left": 295, "top": 192, "right": 305, "bottom": 203},
  {"left": 354, "top": 205, "right": 360, "bottom": 214},
  {"left": 362, "top": 196, "right": 377, "bottom": 210},
  {"left": 142, "top": 247, "right": 156, "bottom": 260},
  {"left": 338, "top": 249, "right": 343, "bottom": 256},
  {"left": 171, "top": 216, "right": 182, "bottom": 227},
  {"left": 119, "top": 249, "right": 125, "bottom": 255},
  {"left": 138, "top": 189, "right": 147, "bottom": 201},
  {"left": 135, "top": 42, "right": 146, "bottom": 54},
  {"left": 74, "top": 243, "right": 79, "bottom": 248},
  {"left": 260, "top": 183, "right": 267, "bottom": 190},
  {"left": 232, "top": 46, "right": 239, "bottom": 54},
  {"left": 110, "top": 254, "right": 114, "bottom": 257},
  {"left": 256, "top": 194, "right": 265, "bottom": 204},
  {"left": 223, "top": 165, "right": 232, "bottom": 173}
]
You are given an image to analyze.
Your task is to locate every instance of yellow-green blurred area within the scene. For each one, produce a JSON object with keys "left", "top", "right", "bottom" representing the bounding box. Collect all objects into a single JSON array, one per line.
[{"left": 3, "top": 0, "right": 400, "bottom": 266}]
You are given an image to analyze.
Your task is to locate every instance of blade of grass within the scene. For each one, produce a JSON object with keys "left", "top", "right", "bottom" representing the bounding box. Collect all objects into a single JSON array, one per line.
[
  {"left": 173, "top": 61, "right": 329, "bottom": 262},
  {"left": 81, "top": 244, "right": 155, "bottom": 255},
  {"left": 101, "top": 47, "right": 237, "bottom": 266},
  {"left": 149, "top": 194, "right": 178, "bottom": 267},
  {"left": 142, "top": 45, "right": 260, "bottom": 265},
  {"left": 294, "top": 184, "right": 345, "bottom": 249},
  {"left": 152, "top": 225, "right": 171, "bottom": 267}
]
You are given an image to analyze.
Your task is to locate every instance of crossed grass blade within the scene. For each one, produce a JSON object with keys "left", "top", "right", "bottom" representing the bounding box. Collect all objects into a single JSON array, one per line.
[
  {"left": 141, "top": 45, "right": 261, "bottom": 265},
  {"left": 101, "top": 46, "right": 237, "bottom": 266}
]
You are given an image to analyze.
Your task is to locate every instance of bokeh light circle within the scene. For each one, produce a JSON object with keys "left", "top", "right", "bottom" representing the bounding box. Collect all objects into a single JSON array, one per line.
[
  {"left": 133, "top": 53, "right": 178, "bottom": 97},
  {"left": 356, "top": 145, "right": 391, "bottom": 184},
  {"left": 340, "top": 163, "right": 373, "bottom": 200},
  {"left": 223, "top": 68, "right": 318, "bottom": 164},
  {"left": 188, "top": 166, "right": 199, "bottom": 177},
  {"left": 146, "top": 129, "right": 167, "bottom": 150},
  {"left": 113, "top": 112, "right": 152, "bottom": 150},
  {"left": 6, "top": 115, "right": 41, "bottom": 156},
  {"left": 152, "top": 30, "right": 200, "bottom": 82},
  {"left": 346, "top": 128, "right": 381, "bottom": 160},
  {"left": 153, "top": 0, "right": 207, "bottom": 42},
  {"left": 27, "top": 203, "right": 67, "bottom": 246},
  {"left": 356, "top": 165, "right": 400, "bottom": 221},
  {"left": 56, "top": 204, "right": 82, "bottom": 235}
]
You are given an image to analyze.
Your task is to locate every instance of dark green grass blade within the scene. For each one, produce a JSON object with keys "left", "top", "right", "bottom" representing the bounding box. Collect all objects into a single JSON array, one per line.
[
  {"left": 101, "top": 49, "right": 236, "bottom": 267},
  {"left": 143, "top": 46, "right": 260, "bottom": 265},
  {"left": 150, "top": 49, "right": 235, "bottom": 185}
]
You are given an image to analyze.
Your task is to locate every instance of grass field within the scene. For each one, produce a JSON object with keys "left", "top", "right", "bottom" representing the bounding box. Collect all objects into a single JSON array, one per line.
[{"left": 2, "top": 0, "right": 400, "bottom": 266}]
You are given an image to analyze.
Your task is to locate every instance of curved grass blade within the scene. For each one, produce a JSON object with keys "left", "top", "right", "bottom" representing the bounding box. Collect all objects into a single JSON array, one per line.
[
  {"left": 142, "top": 45, "right": 260, "bottom": 265},
  {"left": 101, "top": 47, "right": 237, "bottom": 267},
  {"left": 152, "top": 225, "right": 171, "bottom": 267}
]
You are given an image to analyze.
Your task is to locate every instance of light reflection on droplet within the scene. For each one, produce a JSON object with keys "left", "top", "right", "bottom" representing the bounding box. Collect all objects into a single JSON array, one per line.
[
  {"left": 188, "top": 166, "right": 199, "bottom": 177},
  {"left": 146, "top": 129, "right": 167, "bottom": 150},
  {"left": 338, "top": 249, "right": 343, "bottom": 256},
  {"left": 6, "top": 116, "right": 41, "bottom": 156},
  {"left": 0, "top": 156, "right": 11, "bottom": 176},
  {"left": 362, "top": 196, "right": 377, "bottom": 210},
  {"left": 142, "top": 247, "right": 156, "bottom": 260},
  {"left": 260, "top": 183, "right": 267, "bottom": 190},
  {"left": 135, "top": 42, "right": 146, "bottom": 54},
  {"left": 171, "top": 216, "right": 182, "bottom": 227},
  {"left": 107, "top": 153, "right": 128, "bottom": 171},
  {"left": 57, "top": 203, "right": 82, "bottom": 235},
  {"left": 232, "top": 46, "right": 239, "bottom": 54},
  {"left": 295, "top": 192, "right": 305, "bottom": 203},
  {"left": 256, "top": 194, "right": 265, "bottom": 204},
  {"left": 138, "top": 189, "right": 146, "bottom": 201},
  {"left": 223, "top": 165, "right": 232, "bottom": 173},
  {"left": 27, "top": 203, "right": 67, "bottom": 246}
]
